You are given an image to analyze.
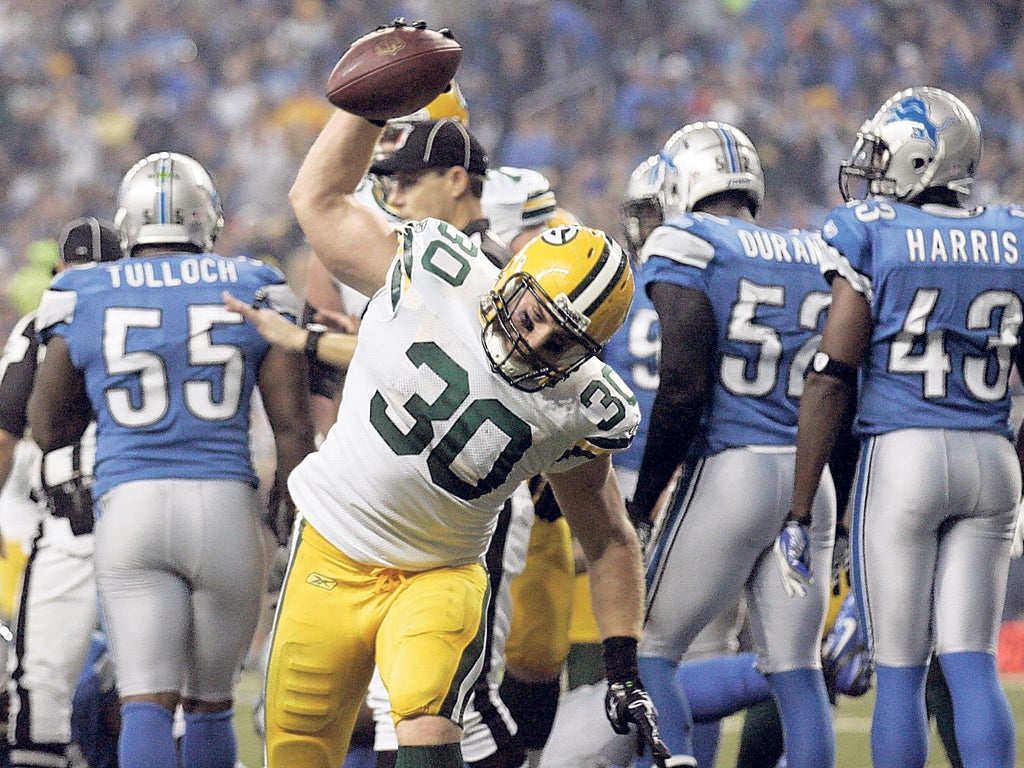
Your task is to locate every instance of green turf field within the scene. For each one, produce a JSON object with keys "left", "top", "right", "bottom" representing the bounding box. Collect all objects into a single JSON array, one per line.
[{"left": 233, "top": 671, "right": 1024, "bottom": 768}]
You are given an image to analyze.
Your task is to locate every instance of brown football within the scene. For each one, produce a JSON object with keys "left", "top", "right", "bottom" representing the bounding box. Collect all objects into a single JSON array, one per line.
[{"left": 326, "top": 21, "right": 462, "bottom": 122}]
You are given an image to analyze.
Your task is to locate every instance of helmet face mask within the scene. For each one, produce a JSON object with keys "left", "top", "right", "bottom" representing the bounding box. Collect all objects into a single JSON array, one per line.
[
  {"left": 658, "top": 121, "right": 764, "bottom": 219},
  {"left": 839, "top": 86, "right": 981, "bottom": 203},
  {"left": 480, "top": 226, "right": 633, "bottom": 391},
  {"left": 481, "top": 276, "right": 597, "bottom": 391},
  {"left": 114, "top": 152, "right": 224, "bottom": 255}
]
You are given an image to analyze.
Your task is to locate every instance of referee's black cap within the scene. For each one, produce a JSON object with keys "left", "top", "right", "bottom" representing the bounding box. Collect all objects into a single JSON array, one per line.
[{"left": 58, "top": 216, "right": 122, "bottom": 265}]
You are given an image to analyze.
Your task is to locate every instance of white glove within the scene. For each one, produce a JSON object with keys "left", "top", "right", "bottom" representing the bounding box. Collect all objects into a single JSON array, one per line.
[
  {"left": 1011, "top": 497, "right": 1024, "bottom": 559},
  {"left": 774, "top": 519, "right": 813, "bottom": 598}
]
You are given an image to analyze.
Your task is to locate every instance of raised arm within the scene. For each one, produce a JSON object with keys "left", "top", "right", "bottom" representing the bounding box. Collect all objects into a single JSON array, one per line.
[{"left": 288, "top": 111, "right": 399, "bottom": 299}]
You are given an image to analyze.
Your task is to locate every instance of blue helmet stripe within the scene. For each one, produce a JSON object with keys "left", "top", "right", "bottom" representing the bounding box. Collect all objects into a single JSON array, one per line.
[
  {"left": 157, "top": 155, "right": 172, "bottom": 224},
  {"left": 717, "top": 127, "right": 740, "bottom": 173}
]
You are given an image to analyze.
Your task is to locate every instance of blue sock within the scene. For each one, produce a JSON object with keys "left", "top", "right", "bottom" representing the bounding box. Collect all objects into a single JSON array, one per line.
[
  {"left": 181, "top": 709, "right": 236, "bottom": 768},
  {"left": 871, "top": 664, "right": 928, "bottom": 768},
  {"left": 119, "top": 701, "right": 177, "bottom": 768},
  {"left": 638, "top": 655, "right": 693, "bottom": 758},
  {"left": 767, "top": 668, "right": 834, "bottom": 768},
  {"left": 691, "top": 721, "right": 721, "bottom": 768},
  {"left": 938, "top": 651, "right": 1015, "bottom": 768},
  {"left": 676, "top": 653, "right": 770, "bottom": 723}
]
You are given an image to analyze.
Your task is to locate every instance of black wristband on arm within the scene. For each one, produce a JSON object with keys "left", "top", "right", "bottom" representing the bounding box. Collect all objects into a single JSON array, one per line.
[
  {"left": 603, "top": 636, "right": 640, "bottom": 685},
  {"left": 304, "top": 324, "right": 326, "bottom": 366},
  {"left": 809, "top": 351, "right": 858, "bottom": 388}
]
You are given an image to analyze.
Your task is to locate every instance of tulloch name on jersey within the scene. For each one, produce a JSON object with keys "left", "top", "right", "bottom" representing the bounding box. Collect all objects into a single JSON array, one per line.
[
  {"left": 735, "top": 229, "right": 830, "bottom": 266},
  {"left": 103, "top": 257, "right": 240, "bottom": 289},
  {"left": 905, "top": 227, "right": 1020, "bottom": 265}
]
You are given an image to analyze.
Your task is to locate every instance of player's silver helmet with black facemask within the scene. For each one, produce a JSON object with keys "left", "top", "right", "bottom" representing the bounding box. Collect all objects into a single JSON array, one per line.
[
  {"left": 839, "top": 86, "right": 981, "bottom": 203},
  {"left": 621, "top": 154, "right": 669, "bottom": 259}
]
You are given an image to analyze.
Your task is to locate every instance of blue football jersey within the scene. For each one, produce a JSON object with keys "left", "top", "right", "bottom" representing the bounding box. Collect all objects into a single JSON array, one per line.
[
  {"left": 602, "top": 272, "right": 659, "bottom": 473},
  {"left": 822, "top": 199, "right": 1024, "bottom": 438},
  {"left": 35, "top": 253, "right": 299, "bottom": 496},
  {"left": 641, "top": 212, "right": 833, "bottom": 456}
]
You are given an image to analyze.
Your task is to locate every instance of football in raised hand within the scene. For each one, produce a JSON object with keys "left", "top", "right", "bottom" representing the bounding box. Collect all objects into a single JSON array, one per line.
[{"left": 326, "top": 19, "right": 462, "bottom": 122}]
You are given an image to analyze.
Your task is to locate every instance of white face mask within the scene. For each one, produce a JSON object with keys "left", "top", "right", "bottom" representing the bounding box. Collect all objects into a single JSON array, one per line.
[{"left": 480, "top": 278, "right": 593, "bottom": 392}]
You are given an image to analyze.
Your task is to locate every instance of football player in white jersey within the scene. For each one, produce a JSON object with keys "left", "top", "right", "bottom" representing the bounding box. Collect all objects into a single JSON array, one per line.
[
  {"left": 792, "top": 86, "right": 1020, "bottom": 768},
  {"left": 304, "top": 81, "right": 582, "bottom": 767},
  {"left": 302, "top": 81, "right": 563, "bottom": 413},
  {"left": 265, "top": 38, "right": 669, "bottom": 767}
]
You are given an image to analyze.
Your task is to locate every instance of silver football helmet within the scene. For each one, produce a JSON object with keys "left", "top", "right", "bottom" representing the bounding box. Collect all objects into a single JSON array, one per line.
[
  {"left": 839, "top": 86, "right": 981, "bottom": 203},
  {"left": 114, "top": 152, "right": 224, "bottom": 254},
  {"left": 657, "top": 121, "right": 764, "bottom": 219},
  {"left": 621, "top": 154, "right": 668, "bottom": 257}
]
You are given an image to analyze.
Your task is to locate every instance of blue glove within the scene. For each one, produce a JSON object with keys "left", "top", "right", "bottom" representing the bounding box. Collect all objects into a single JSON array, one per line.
[
  {"left": 822, "top": 593, "right": 873, "bottom": 696},
  {"left": 774, "top": 519, "right": 812, "bottom": 598}
]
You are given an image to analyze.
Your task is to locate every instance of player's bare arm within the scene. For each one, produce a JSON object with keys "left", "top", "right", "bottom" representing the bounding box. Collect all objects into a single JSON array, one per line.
[
  {"left": 289, "top": 111, "right": 397, "bottom": 299},
  {"left": 27, "top": 336, "right": 90, "bottom": 454},
  {"left": 223, "top": 291, "right": 358, "bottom": 369},
  {"left": 257, "top": 341, "right": 317, "bottom": 544},
  {"left": 547, "top": 454, "right": 644, "bottom": 642},
  {"left": 792, "top": 277, "right": 871, "bottom": 522},
  {"left": 632, "top": 282, "right": 715, "bottom": 524}
]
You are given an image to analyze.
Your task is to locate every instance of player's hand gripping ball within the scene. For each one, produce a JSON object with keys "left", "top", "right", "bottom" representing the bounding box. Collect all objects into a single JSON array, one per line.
[{"left": 326, "top": 19, "right": 462, "bottom": 123}]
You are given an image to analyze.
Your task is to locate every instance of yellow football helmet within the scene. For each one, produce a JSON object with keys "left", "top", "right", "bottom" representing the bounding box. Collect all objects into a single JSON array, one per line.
[
  {"left": 375, "top": 81, "right": 470, "bottom": 164},
  {"left": 481, "top": 226, "right": 634, "bottom": 391},
  {"left": 398, "top": 80, "right": 470, "bottom": 124}
]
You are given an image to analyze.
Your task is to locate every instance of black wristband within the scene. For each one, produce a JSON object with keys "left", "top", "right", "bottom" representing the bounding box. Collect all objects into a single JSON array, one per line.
[
  {"left": 602, "top": 636, "right": 640, "bottom": 684},
  {"left": 304, "top": 324, "right": 326, "bottom": 365},
  {"left": 808, "top": 351, "right": 857, "bottom": 388}
]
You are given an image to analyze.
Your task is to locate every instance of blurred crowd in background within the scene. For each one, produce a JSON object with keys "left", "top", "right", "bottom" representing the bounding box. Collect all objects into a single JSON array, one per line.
[{"left": 2, "top": 0, "right": 1024, "bottom": 337}]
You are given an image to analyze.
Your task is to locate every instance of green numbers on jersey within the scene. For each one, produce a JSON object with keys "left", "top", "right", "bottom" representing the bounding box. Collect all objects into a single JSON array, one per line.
[
  {"left": 420, "top": 222, "right": 477, "bottom": 287},
  {"left": 369, "top": 341, "right": 533, "bottom": 501}
]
